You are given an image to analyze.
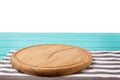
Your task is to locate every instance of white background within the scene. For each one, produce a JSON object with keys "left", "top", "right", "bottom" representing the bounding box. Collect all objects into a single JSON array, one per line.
[{"left": 0, "top": 0, "right": 120, "bottom": 32}]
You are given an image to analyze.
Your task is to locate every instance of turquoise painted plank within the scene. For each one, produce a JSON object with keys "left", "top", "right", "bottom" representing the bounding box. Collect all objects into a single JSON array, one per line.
[
  {"left": 0, "top": 32, "right": 107, "bottom": 35},
  {"left": 0, "top": 37, "right": 120, "bottom": 42},
  {"left": 0, "top": 41, "right": 120, "bottom": 47},
  {"left": 0, "top": 33, "right": 120, "bottom": 37},
  {"left": 0, "top": 36, "right": 120, "bottom": 40}
]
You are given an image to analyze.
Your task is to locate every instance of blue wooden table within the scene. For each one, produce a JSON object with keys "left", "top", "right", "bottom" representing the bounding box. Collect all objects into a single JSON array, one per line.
[{"left": 0, "top": 33, "right": 120, "bottom": 60}]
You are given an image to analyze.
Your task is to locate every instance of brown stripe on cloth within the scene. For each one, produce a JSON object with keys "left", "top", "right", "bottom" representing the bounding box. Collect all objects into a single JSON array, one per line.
[{"left": 0, "top": 50, "right": 120, "bottom": 80}]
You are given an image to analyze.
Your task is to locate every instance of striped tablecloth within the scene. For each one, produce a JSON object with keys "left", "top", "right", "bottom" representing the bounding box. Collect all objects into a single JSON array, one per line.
[{"left": 0, "top": 50, "right": 120, "bottom": 80}]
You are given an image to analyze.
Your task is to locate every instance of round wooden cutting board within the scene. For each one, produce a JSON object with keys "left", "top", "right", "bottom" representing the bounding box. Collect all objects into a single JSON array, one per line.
[{"left": 10, "top": 44, "right": 92, "bottom": 76}]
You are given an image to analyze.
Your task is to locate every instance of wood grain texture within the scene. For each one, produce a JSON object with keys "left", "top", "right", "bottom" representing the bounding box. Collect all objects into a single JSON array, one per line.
[{"left": 10, "top": 44, "right": 92, "bottom": 76}]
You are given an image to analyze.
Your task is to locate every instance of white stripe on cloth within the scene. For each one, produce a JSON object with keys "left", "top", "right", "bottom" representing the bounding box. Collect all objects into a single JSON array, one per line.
[
  {"left": 92, "top": 61, "right": 120, "bottom": 64},
  {"left": 92, "top": 54, "right": 120, "bottom": 57},
  {"left": 3, "top": 57, "right": 10, "bottom": 59},
  {"left": 82, "top": 69, "right": 120, "bottom": 73},
  {"left": 0, "top": 68, "right": 18, "bottom": 72},
  {"left": 89, "top": 65, "right": 120, "bottom": 68},
  {"left": 0, "top": 64, "right": 12, "bottom": 67},
  {"left": 93, "top": 57, "right": 120, "bottom": 60},
  {"left": 66, "top": 74, "right": 120, "bottom": 78},
  {"left": 89, "top": 50, "right": 120, "bottom": 53},
  {"left": 0, "top": 60, "right": 10, "bottom": 63},
  {"left": 0, "top": 72, "right": 29, "bottom": 76}
]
